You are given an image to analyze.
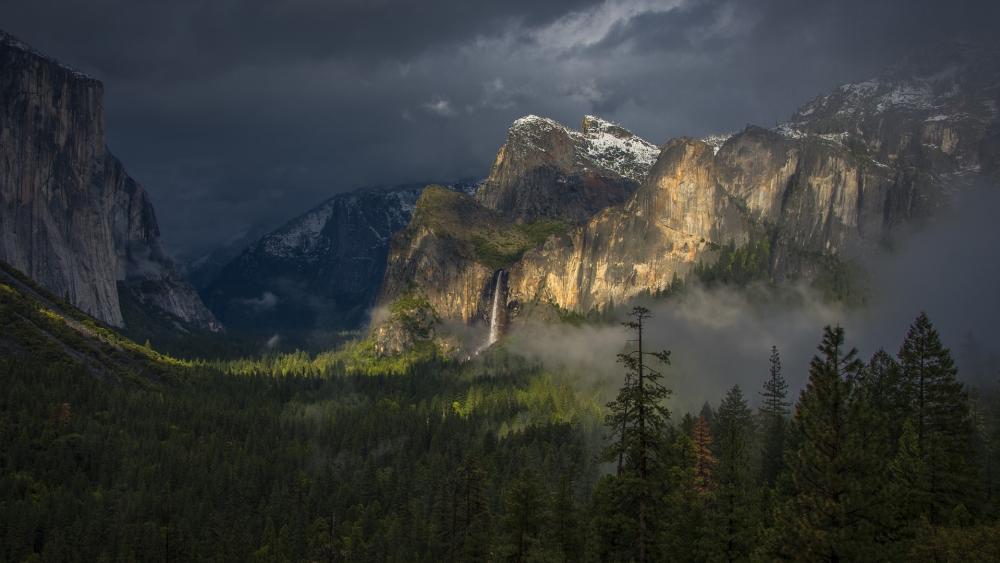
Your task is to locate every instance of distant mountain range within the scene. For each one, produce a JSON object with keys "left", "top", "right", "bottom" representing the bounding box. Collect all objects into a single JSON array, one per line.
[
  {"left": 376, "top": 44, "right": 998, "bottom": 343},
  {"left": 198, "top": 182, "right": 476, "bottom": 345},
  {"left": 3, "top": 30, "right": 997, "bottom": 353},
  {"left": 198, "top": 44, "right": 1000, "bottom": 351}
]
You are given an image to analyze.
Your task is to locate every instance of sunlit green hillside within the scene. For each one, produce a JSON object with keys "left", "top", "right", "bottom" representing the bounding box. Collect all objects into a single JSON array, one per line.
[{"left": 0, "top": 266, "right": 609, "bottom": 560}]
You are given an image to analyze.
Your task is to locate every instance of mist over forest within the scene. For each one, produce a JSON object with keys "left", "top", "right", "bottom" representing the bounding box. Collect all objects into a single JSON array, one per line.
[{"left": 3, "top": 1, "right": 1000, "bottom": 561}]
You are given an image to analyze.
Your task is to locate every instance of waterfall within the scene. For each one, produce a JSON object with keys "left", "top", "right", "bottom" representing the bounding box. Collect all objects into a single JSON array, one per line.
[{"left": 486, "top": 270, "right": 506, "bottom": 348}]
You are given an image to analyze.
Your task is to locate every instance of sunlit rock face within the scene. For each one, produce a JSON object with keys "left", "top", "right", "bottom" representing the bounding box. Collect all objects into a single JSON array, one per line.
[
  {"left": 379, "top": 116, "right": 662, "bottom": 327},
  {"left": 510, "top": 138, "right": 746, "bottom": 312},
  {"left": 476, "top": 115, "right": 660, "bottom": 223},
  {"left": 507, "top": 128, "right": 907, "bottom": 312},
  {"left": 378, "top": 186, "right": 504, "bottom": 323},
  {"left": 0, "top": 31, "right": 218, "bottom": 330},
  {"left": 382, "top": 46, "right": 999, "bottom": 324}
]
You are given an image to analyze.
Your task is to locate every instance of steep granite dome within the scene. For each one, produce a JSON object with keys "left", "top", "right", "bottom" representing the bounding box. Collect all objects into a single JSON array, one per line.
[
  {"left": 475, "top": 115, "right": 660, "bottom": 223},
  {"left": 382, "top": 47, "right": 1000, "bottom": 329},
  {"left": 510, "top": 138, "right": 749, "bottom": 312},
  {"left": 203, "top": 184, "right": 439, "bottom": 339},
  {"left": 0, "top": 31, "right": 218, "bottom": 330}
]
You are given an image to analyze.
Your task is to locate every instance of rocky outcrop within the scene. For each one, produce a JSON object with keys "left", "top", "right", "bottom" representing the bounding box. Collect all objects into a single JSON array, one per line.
[
  {"left": 378, "top": 186, "right": 514, "bottom": 323},
  {"left": 378, "top": 116, "right": 660, "bottom": 324},
  {"left": 0, "top": 31, "right": 218, "bottom": 330},
  {"left": 508, "top": 127, "right": 908, "bottom": 311},
  {"left": 476, "top": 115, "right": 659, "bottom": 223},
  {"left": 369, "top": 293, "right": 442, "bottom": 357},
  {"left": 510, "top": 138, "right": 749, "bottom": 312}
]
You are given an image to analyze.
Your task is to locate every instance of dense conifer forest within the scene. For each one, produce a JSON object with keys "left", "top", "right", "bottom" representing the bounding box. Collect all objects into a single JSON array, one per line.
[{"left": 2, "top": 294, "right": 1000, "bottom": 561}]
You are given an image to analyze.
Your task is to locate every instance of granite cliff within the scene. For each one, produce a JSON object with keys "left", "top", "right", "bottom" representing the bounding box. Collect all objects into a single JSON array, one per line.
[
  {"left": 0, "top": 31, "right": 218, "bottom": 331},
  {"left": 379, "top": 45, "right": 1000, "bottom": 335}
]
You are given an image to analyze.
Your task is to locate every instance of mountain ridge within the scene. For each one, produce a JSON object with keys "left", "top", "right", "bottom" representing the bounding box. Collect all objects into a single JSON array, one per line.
[
  {"left": 191, "top": 43, "right": 1000, "bottom": 353},
  {"left": 200, "top": 181, "right": 479, "bottom": 347},
  {"left": 378, "top": 45, "right": 1000, "bottom": 345}
]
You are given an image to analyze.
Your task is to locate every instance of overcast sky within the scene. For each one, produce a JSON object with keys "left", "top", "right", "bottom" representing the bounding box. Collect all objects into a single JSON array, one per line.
[{"left": 2, "top": 0, "right": 998, "bottom": 256}]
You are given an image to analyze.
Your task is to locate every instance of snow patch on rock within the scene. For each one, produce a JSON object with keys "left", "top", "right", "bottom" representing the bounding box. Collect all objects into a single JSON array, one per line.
[
  {"left": 263, "top": 204, "right": 335, "bottom": 257},
  {"left": 702, "top": 133, "right": 734, "bottom": 155},
  {"left": 509, "top": 114, "right": 660, "bottom": 182}
]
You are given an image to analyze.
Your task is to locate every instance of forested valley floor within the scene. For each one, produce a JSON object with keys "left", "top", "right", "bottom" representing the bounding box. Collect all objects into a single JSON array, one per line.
[{"left": 2, "top": 306, "right": 1000, "bottom": 561}]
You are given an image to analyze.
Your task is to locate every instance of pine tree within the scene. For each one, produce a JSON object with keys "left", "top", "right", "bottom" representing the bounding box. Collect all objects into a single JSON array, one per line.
[
  {"left": 499, "top": 470, "right": 544, "bottom": 563},
  {"left": 660, "top": 420, "right": 708, "bottom": 561},
  {"left": 544, "top": 476, "right": 582, "bottom": 563},
  {"left": 704, "top": 385, "right": 759, "bottom": 562},
  {"left": 860, "top": 349, "right": 908, "bottom": 450},
  {"left": 759, "top": 345, "right": 790, "bottom": 485},
  {"left": 457, "top": 455, "right": 491, "bottom": 562},
  {"left": 699, "top": 402, "right": 716, "bottom": 429},
  {"left": 890, "top": 420, "right": 930, "bottom": 526},
  {"left": 771, "top": 326, "right": 892, "bottom": 561},
  {"left": 601, "top": 306, "right": 672, "bottom": 563},
  {"left": 897, "top": 312, "right": 975, "bottom": 522},
  {"left": 692, "top": 415, "right": 716, "bottom": 495},
  {"left": 306, "top": 515, "right": 338, "bottom": 563},
  {"left": 761, "top": 346, "right": 789, "bottom": 418}
]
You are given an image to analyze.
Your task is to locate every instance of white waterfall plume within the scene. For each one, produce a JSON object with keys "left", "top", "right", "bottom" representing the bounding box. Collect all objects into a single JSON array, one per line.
[
  {"left": 474, "top": 270, "right": 507, "bottom": 356},
  {"left": 488, "top": 270, "right": 506, "bottom": 346}
]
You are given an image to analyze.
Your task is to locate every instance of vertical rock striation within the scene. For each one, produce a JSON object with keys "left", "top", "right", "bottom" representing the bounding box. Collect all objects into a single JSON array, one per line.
[{"left": 0, "top": 31, "right": 218, "bottom": 330}]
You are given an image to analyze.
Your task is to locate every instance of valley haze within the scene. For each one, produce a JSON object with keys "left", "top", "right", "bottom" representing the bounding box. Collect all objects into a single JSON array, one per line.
[{"left": 1, "top": 1, "right": 999, "bottom": 561}]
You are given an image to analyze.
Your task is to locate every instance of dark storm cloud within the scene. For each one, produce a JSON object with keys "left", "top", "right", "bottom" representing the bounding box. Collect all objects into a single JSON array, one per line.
[
  {"left": 1, "top": 0, "right": 998, "bottom": 256},
  {"left": 3, "top": 0, "right": 603, "bottom": 79}
]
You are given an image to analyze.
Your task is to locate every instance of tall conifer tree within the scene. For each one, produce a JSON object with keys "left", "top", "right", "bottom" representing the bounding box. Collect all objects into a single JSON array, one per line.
[
  {"left": 692, "top": 415, "right": 716, "bottom": 495},
  {"left": 860, "top": 349, "right": 908, "bottom": 451},
  {"left": 773, "top": 326, "right": 892, "bottom": 561},
  {"left": 705, "top": 385, "right": 758, "bottom": 562},
  {"left": 601, "top": 306, "right": 672, "bottom": 563},
  {"left": 897, "top": 312, "right": 975, "bottom": 522},
  {"left": 759, "top": 345, "right": 790, "bottom": 485}
]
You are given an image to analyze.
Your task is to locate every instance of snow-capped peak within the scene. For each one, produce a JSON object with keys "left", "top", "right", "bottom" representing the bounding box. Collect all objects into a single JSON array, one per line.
[
  {"left": 511, "top": 114, "right": 567, "bottom": 131},
  {"left": 508, "top": 114, "right": 660, "bottom": 182},
  {"left": 578, "top": 115, "right": 660, "bottom": 182}
]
